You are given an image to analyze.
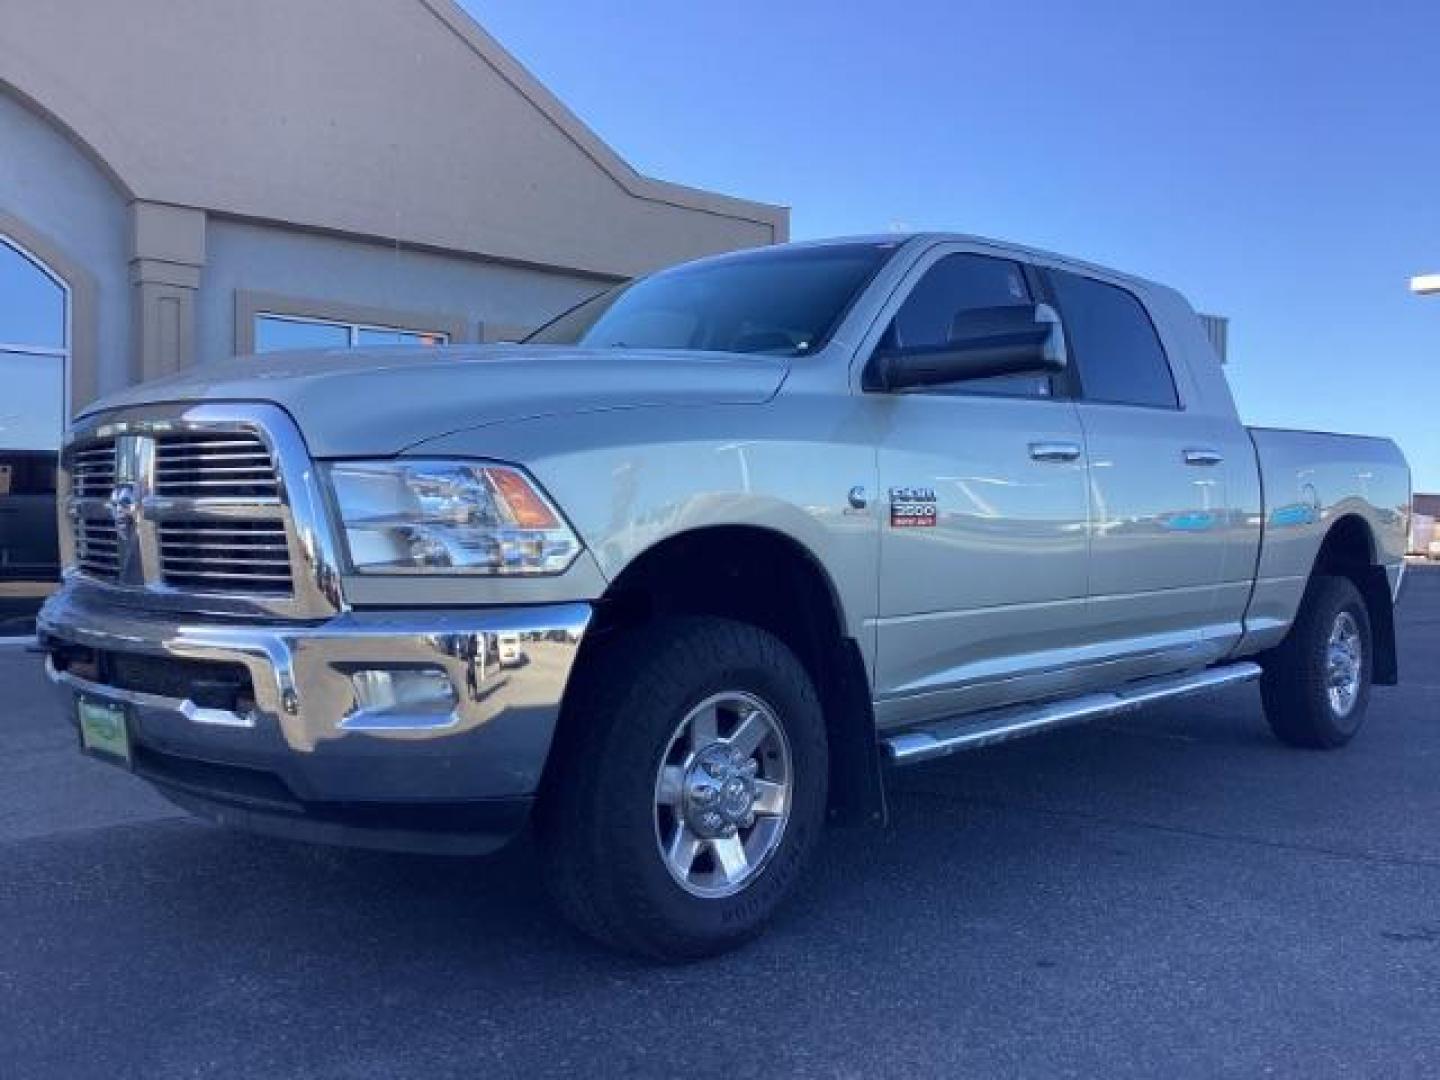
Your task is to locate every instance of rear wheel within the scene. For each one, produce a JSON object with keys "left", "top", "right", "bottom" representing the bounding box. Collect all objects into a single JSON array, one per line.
[
  {"left": 1260, "top": 574, "right": 1373, "bottom": 749},
  {"left": 537, "top": 616, "right": 827, "bottom": 960}
]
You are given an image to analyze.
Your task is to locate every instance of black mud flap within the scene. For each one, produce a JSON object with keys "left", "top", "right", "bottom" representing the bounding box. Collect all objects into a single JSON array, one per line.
[{"left": 825, "top": 637, "right": 888, "bottom": 827}]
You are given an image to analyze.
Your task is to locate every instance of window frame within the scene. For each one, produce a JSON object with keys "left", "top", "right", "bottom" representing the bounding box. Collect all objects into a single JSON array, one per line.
[
  {"left": 1038, "top": 267, "right": 1183, "bottom": 412},
  {"left": 861, "top": 246, "right": 1072, "bottom": 403}
]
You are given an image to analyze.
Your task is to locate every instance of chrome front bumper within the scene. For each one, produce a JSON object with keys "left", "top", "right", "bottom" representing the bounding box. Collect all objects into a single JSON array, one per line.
[{"left": 38, "top": 586, "right": 591, "bottom": 852}]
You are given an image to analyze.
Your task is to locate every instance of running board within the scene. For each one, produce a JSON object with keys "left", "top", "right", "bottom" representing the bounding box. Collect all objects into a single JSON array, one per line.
[{"left": 883, "top": 662, "right": 1263, "bottom": 766}]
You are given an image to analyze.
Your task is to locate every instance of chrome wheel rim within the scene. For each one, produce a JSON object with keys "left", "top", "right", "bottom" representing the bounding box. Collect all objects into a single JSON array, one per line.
[
  {"left": 1326, "top": 610, "right": 1363, "bottom": 718},
  {"left": 653, "top": 690, "right": 792, "bottom": 899}
]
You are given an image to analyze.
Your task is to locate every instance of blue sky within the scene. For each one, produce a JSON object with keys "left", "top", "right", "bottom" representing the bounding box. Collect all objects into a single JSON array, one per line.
[{"left": 464, "top": 0, "right": 1440, "bottom": 490}]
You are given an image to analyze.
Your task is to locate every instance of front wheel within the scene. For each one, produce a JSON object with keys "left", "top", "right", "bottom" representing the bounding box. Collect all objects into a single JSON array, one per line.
[
  {"left": 537, "top": 616, "right": 828, "bottom": 960},
  {"left": 1260, "top": 574, "right": 1373, "bottom": 749}
]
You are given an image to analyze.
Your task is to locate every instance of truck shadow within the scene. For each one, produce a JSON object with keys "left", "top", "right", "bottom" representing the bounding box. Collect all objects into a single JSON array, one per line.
[
  {"left": 15, "top": 666, "right": 1434, "bottom": 1077},
  {"left": 101, "top": 686, "right": 1280, "bottom": 971}
]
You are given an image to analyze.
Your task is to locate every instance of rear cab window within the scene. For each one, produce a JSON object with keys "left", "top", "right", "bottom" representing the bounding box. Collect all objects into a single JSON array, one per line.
[{"left": 1049, "top": 270, "right": 1179, "bottom": 409}]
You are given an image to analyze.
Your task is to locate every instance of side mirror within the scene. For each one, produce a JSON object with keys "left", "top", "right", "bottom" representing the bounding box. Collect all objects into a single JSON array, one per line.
[{"left": 868, "top": 302, "right": 1067, "bottom": 392}]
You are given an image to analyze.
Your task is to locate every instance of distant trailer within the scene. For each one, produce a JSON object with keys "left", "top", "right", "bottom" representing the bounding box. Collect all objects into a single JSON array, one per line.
[
  {"left": 1414, "top": 495, "right": 1440, "bottom": 558},
  {"left": 1410, "top": 513, "right": 1436, "bottom": 558}
]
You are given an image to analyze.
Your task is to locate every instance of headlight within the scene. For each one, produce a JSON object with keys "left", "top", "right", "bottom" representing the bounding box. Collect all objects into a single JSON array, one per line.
[{"left": 324, "top": 460, "right": 581, "bottom": 575}]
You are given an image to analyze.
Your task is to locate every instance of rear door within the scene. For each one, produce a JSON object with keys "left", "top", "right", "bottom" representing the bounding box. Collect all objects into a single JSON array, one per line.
[{"left": 1047, "top": 268, "right": 1236, "bottom": 678}]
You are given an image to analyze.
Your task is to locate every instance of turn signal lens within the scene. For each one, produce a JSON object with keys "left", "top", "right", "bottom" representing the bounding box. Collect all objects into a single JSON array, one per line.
[{"left": 486, "top": 467, "right": 560, "bottom": 529}]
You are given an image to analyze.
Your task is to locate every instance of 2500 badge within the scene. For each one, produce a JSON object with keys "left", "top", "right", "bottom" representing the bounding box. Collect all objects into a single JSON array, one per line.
[{"left": 890, "top": 487, "right": 937, "bottom": 528}]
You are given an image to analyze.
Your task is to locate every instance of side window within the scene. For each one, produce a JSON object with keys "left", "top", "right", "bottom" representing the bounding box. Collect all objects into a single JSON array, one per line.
[
  {"left": 880, "top": 253, "right": 1052, "bottom": 398},
  {"left": 1050, "top": 271, "right": 1178, "bottom": 408}
]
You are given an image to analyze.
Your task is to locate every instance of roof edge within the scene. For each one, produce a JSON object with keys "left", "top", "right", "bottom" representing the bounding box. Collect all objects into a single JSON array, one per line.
[{"left": 421, "top": 0, "right": 789, "bottom": 241}]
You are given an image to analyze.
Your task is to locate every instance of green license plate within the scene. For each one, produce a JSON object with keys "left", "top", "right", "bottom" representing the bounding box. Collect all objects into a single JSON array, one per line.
[{"left": 78, "top": 698, "right": 132, "bottom": 766}]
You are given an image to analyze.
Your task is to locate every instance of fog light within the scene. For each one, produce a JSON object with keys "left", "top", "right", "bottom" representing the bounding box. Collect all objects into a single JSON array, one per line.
[{"left": 350, "top": 668, "right": 458, "bottom": 716}]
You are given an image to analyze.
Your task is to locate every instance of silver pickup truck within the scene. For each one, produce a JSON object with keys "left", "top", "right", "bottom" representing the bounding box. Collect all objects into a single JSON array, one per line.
[{"left": 39, "top": 234, "right": 1410, "bottom": 959}]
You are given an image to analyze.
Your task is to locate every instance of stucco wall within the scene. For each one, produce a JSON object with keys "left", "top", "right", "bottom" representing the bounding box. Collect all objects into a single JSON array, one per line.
[
  {"left": 4, "top": 0, "right": 787, "bottom": 280},
  {"left": 0, "top": 89, "right": 130, "bottom": 400},
  {"left": 198, "top": 219, "right": 610, "bottom": 364},
  {"left": 1, "top": 0, "right": 789, "bottom": 406}
]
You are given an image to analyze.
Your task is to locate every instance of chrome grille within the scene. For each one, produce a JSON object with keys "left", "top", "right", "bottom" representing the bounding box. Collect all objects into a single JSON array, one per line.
[
  {"left": 154, "top": 432, "right": 280, "bottom": 499},
  {"left": 75, "top": 518, "right": 121, "bottom": 579},
  {"left": 70, "top": 443, "right": 116, "bottom": 498},
  {"left": 158, "top": 520, "right": 293, "bottom": 594},
  {"left": 60, "top": 410, "right": 321, "bottom": 609}
]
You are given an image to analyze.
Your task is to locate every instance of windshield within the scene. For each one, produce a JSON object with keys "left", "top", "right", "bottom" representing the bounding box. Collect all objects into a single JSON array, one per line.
[{"left": 524, "top": 242, "right": 897, "bottom": 357}]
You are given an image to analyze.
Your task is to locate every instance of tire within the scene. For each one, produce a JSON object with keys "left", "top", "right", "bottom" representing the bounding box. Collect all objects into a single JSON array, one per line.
[
  {"left": 1260, "top": 574, "right": 1373, "bottom": 749},
  {"left": 536, "top": 616, "right": 828, "bottom": 960}
]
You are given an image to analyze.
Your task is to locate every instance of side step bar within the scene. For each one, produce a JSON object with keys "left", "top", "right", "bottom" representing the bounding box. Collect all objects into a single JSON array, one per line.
[{"left": 883, "top": 661, "right": 1263, "bottom": 766}]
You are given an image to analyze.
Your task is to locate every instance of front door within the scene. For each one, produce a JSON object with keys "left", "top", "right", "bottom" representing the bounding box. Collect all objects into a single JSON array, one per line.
[{"left": 866, "top": 246, "right": 1092, "bottom": 729}]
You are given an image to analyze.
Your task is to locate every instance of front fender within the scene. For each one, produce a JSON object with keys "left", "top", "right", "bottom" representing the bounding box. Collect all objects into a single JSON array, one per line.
[{"left": 410, "top": 400, "right": 881, "bottom": 646}]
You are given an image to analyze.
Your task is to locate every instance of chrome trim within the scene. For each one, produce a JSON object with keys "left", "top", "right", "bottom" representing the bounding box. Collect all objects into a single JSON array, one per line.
[
  {"left": 339, "top": 711, "right": 459, "bottom": 733},
  {"left": 883, "top": 661, "right": 1262, "bottom": 764},
  {"left": 39, "top": 588, "right": 591, "bottom": 760},
  {"left": 48, "top": 659, "right": 256, "bottom": 728},
  {"left": 1028, "top": 440, "right": 1082, "bottom": 463},
  {"left": 1183, "top": 447, "right": 1224, "bottom": 466},
  {"left": 61, "top": 402, "right": 346, "bottom": 619}
]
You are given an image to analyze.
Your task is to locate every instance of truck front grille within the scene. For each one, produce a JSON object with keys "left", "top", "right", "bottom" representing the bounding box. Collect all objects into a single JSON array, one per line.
[
  {"left": 75, "top": 519, "right": 121, "bottom": 579},
  {"left": 153, "top": 432, "right": 281, "bottom": 500},
  {"left": 70, "top": 443, "right": 116, "bottom": 498},
  {"left": 61, "top": 418, "right": 302, "bottom": 603},
  {"left": 158, "top": 520, "right": 293, "bottom": 594}
]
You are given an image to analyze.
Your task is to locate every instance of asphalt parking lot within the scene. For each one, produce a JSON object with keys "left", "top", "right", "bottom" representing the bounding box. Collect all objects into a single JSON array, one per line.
[{"left": 4, "top": 566, "right": 1439, "bottom": 1079}]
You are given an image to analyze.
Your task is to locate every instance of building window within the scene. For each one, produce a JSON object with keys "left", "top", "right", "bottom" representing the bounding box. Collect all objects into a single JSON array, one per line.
[
  {"left": 0, "top": 234, "right": 69, "bottom": 589},
  {"left": 0, "top": 236, "right": 69, "bottom": 452},
  {"left": 253, "top": 313, "right": 448, "bottom": 353}
]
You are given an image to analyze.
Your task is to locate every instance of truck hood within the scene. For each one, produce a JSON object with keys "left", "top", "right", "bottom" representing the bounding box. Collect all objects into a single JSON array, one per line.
[{"left": 81, "top": 345, "right": 789, "bottom": 456}]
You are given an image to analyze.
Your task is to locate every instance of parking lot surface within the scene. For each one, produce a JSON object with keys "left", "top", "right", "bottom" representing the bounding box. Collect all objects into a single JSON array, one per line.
[{"left": 3, "top": 566, "right": 1438, "bottom": 1078}]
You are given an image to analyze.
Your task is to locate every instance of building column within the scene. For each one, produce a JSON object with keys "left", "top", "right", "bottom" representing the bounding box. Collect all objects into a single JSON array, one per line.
[{"left": 129, "top": 201, "right": 205, "bottom": 382}]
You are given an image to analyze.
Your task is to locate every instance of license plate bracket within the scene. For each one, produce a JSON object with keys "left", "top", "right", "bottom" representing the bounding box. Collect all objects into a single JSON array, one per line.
[{"left": 78, "top": 697, "right": 132, "bottom": 766}]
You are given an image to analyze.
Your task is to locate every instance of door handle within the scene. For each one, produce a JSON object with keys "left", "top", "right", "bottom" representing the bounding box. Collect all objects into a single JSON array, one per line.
[
  {"left": 1029, "top": 441, "right": 1082, "bottom": 463},
  {"left": 1183, "top": 447, "right": 1223, "bottom": 466}
]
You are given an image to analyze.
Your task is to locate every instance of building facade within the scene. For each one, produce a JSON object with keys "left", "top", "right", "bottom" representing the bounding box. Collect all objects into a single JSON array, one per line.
[{"left": 0, "top": 0, "right": 786, "bottom": 602}]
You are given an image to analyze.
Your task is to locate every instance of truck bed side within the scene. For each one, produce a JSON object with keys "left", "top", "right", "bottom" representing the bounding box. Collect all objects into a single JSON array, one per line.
[{"left": 1236, "top": 426, "right": 1410, "bottom": 658}]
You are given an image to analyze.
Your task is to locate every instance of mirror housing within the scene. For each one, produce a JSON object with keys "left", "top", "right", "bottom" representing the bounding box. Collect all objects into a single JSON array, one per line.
[{"left": 868, "top": 302, "right": 1067, "bottom": 392}]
